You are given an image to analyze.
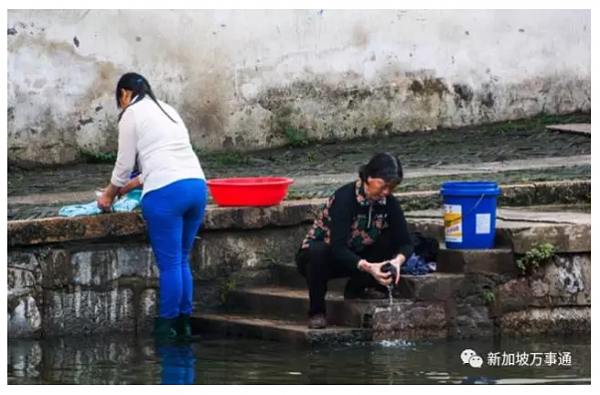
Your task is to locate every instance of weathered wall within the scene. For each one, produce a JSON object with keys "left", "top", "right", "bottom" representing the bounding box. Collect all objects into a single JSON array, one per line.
[
  {"left": 7, "top": 9, "right": 591, "bottom": 166},
  {"left": 7, "top": 221, "right": 309, "bottom": 338},
  {"left": 7, "top": 195, "right": 592, "bottom": 339}
]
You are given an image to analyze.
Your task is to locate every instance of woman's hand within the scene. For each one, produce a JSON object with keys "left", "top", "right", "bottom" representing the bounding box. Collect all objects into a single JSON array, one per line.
[
  {"left": 358, "top": 260, "right": 392, "bottom": 287},
  {"left": 118, "top": 176, "right": 142, "bottom": 196},
  {"left": 97, "top": 184, "right": 120, "bottom": 212},
  {"left": 389, "top": 254, "right": 406, "bottom": 285},
  {"left": 97, "top": 192, "right": 115, "bottom": 212}
]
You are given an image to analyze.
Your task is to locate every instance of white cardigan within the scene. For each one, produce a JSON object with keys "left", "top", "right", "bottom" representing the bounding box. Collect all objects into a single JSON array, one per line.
[{"left": 110, "top": 97, "right": 205, "bottom": 197}]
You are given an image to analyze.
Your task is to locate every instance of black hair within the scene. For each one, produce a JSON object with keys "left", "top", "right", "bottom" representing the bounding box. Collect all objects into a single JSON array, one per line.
[
  {"left": 358, "top": 152, "right": 404, "bottom": 184},
  {"left": 115, "top": 72, "right": 177, "bottom": 124}
]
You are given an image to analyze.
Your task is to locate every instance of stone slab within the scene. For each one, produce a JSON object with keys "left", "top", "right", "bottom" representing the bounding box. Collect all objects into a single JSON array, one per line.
[
  {"left": 496, "top": 253, "right": 591, "bottom": 313},
  {"left": 8, "top": 180, "right": 590, "bottom": 247},
  {"left": 406, "top": 208, "right": 590, "bottom": 253},
  {"left": 191, "top": 313, "right": 370, "bottom": 345},
  {"left": 371, "top": 300, "right": 447, "bottom": 340},
  {"left": 546, "top": 123, "right": 591, "bottom": 136},
  {"left": 500, "top": 307, "right": 591, "bottom": 336},
  {"left": 396, "top": 273, "right": 466, "bottom": 301},
  {"left": 225, "top": 286, "right": 364, "bottom": 327},
  {"left": 436, "top": 246, "right": 515, "bottom": 274}
]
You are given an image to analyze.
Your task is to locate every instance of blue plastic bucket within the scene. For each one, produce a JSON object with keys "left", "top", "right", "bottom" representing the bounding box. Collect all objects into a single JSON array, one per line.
[{"left": 440, "top": 181, "right": 501, "bottom": 249}]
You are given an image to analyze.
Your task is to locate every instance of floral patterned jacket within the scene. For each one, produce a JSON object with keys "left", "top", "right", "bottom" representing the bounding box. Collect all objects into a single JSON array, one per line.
[{"left": 300, "top": 180, "right": 414, "bottom": 269}]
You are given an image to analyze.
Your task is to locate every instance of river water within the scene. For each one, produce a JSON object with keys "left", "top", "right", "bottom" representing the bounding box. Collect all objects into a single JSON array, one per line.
[{"left": 8, "top": 333, "right": 590, "bottom": 385}]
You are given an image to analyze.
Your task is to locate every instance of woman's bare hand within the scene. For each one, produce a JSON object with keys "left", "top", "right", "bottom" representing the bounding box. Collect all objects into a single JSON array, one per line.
[{"left": 361, "top": 261, "right": 393, "bottom": 286}]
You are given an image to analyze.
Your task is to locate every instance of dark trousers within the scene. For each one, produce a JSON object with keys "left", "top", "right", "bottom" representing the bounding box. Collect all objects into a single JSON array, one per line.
[{"left": 295, "top": 231, "right": 397, "bottom": 317}]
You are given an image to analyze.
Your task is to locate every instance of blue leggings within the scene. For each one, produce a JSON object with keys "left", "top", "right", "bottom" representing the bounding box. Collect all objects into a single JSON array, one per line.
[{"left": 142, "top": 178, "right": 208, "bottom": 319}]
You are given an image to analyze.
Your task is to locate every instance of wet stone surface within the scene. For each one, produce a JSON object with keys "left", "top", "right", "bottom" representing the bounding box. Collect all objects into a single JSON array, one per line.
[
  {"left": 6, "top": 165, "right": 591, "bottom": 221},
  {"left": 8, "top": 118, "right": 590, "bottom": 198}
]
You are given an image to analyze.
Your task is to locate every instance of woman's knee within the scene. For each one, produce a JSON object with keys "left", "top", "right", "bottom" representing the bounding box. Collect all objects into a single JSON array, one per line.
[
  {"left": 296, "top": 242, "right": 331, "bottom": 276},
  {"left": 304, "top": 242, "right": 332, "bottom": 264}
]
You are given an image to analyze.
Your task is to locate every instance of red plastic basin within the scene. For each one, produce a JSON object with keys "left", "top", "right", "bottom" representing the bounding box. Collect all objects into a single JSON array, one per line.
[{"left": 207, "top": 177, "right": 294, "bottom": 207}]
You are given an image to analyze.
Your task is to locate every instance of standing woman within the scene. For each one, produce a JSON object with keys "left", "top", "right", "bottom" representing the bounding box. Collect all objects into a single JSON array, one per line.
[{"left": 98, "top": 72, "right": 208, "bottom": 340}]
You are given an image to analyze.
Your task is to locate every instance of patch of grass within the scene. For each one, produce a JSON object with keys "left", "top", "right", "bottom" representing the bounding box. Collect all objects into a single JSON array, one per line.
[
  {"left": 284, "top": 127, "right": 310, "bottom": 148},
  {"left": 267, "top": 104, "right": 311, "bottom": 148},
  {"left": 195, "top": 148, "right": 250, "bottom": 166},
  {"left": 482, "top": 290, "right": 496, "bottom": 304},
  {"left": 395, "top": 166, "right": 590, "bottom": 194},
  {"left": 372, "top": 116, "right": 393, "bottom": 132},
  {"left": 81, "top": 150, "right": 118, "bottom": 164},
  {"left": 280, "top": 166, "right": 590, "bottom": 204},
  {"left": 481, "top": 112, "right": 591, "bottom": 134},
  {"left": 399, "top": 196, "right": 441, "bottom": 212},
  {"left": 220, "top": 278, "right": 237, "bottom": 304},
  {"left": 516, "top": 243, "right": 557, "bottom": 275}
]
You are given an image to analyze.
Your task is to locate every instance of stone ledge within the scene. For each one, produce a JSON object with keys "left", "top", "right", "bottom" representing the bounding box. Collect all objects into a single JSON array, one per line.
[
  {"left": 396, "top": 273, "right": 466, "bottom": 301},
  {"left": 408, "top": 208, "right": 590, "bottom": 254},
  {"left": 7, "top": 200, "right": 322, "bottom": 247},
  {"left": 203, "top": 199, "right": 322, "bottom": 230},
  {"left": 371, "top": 301, "right": 447, "bottom": 338},
  {"left": 495, "top": 254, "right": 591, "bottom": 313},
  {"left": 190, "top": 313, "right": 370, "bottom": 345},
  {"left": 8, "top": 213, "right": 147, "bottom": 247},
  {"left": 500, "top": 307, "right": 591, "bottom": 336},
  {"left": 437, "top": 247, "right": 515, "bottom": 274},
  {"left": 7, "top": 180, "right": 590, "bottom": 247},
  {"left": 497, "top": 223, "right": 591, "bottom": 254}
]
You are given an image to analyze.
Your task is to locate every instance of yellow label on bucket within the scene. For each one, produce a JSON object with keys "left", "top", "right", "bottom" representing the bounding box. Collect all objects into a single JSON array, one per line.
[{"left": 444, "top": 204, "right": 462, "bottom": 243}]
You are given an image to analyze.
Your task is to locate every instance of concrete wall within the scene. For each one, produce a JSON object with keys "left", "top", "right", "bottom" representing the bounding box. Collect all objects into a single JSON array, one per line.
[{"left": 8, "top": 9, "right": 591, "bottom": 166}]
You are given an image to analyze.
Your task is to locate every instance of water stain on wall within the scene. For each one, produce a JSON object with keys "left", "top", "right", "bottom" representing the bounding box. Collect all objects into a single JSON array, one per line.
[{"left": 8, "top": 31, "right": 124, "bottom": 167}]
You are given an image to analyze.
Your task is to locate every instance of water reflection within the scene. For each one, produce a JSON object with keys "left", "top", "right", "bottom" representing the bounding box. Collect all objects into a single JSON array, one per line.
[
  {"left": 158, "top": 343, "right": 196, "bottom": 385},
  {"left": 461, "top": 376, "right": 497, "bottom": 385},
  {"left": 7, "top": 334, "right": 591, "bottom": 385}
]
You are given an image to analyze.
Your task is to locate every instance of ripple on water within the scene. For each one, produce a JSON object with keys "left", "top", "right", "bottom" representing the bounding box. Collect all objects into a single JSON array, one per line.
[{"left": 378, "top": 340, "right": 415, "bottom": 348}]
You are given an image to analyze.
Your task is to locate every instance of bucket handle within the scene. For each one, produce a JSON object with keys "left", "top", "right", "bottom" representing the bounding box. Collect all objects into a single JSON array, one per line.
[{"left": 446, "top": 193, "right": 486, "bottom": 223}]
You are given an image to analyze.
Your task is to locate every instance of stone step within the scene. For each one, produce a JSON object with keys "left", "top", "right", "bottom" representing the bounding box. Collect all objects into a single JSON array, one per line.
[
  {"left": 271, "top": 263, "right": 347, "bottom": 292},
  {"left": 272, "top": 246, "right": 514, "bottom": 280},
  {"left": 190, "top": 312, "right": 371, "bottom": 345},
  {"left": 395, "top": 273, "right": 466, "bottom": 301},
  {"left": 436, "top": 246, "right": 515, "bottom": 274},
  {"left": 271, "top": 264, "right": 465, "bottom": 302},
  {"left": 224, "top": 286, "right": 364, "bottom": 327},
  {"left": 407, "top": 208, "right": 591, "bottom": 254},
  {"left": 546, "top": 123, "right": 591, "bottom": 136}
]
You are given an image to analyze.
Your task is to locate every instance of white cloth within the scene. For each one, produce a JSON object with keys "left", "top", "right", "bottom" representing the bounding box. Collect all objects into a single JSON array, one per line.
[{"left": 110, "top": 97, "right": 205, "bottom": 197}]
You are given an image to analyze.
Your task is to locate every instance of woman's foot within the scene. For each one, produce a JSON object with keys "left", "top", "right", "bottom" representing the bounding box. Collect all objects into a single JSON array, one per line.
[
  {"left": 153, "top": 317, "right": 179, "bottom": 341},
  {"left": 176, "top": 314, "right": 193, "bottom": 340},
  {"left": 308, "top": 314, "right": 327, "bottom": 329}
]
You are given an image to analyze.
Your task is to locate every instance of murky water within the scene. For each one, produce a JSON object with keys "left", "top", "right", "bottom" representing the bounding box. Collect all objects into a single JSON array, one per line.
[{"left": 7, "top": 334, "right": 590, "bottom": 385}]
